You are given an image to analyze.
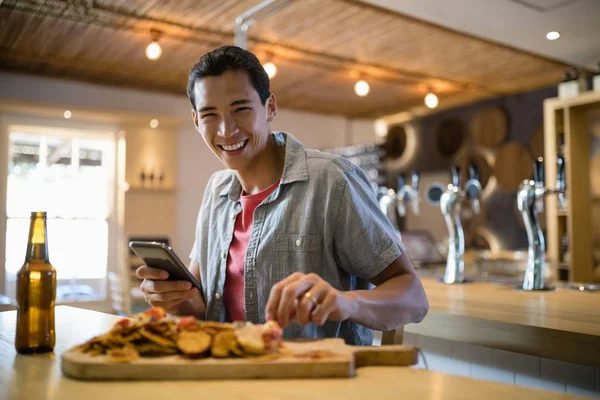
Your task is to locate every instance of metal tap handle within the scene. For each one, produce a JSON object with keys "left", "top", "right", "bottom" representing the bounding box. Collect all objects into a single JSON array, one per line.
[
  {"left": 468, "top": 162, "right": 479, "bottom": 182},
  {"left": 396, "top": 174, "right": 406, "bottom": 192},
  {"left": 410, "top": 171, "right": 420, "bottom": 215},
  {"left": 411, "top": 171, "right": 420, "bottom": 191},
  {"left": 451, "top": 165, "right": 461, "bottom": 188},
  {"left": 533, "top": 157, "right": 544, "bottom": 186}
]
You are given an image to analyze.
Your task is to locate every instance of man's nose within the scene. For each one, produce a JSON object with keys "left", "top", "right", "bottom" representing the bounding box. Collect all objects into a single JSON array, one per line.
[{"left": 218, "top": 114, "right": 239, "bottom": 138}]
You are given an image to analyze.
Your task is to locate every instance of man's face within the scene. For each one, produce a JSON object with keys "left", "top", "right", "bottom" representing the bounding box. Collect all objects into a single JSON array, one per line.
[{"left": 191, "top": 70, "right": 277, "bottom": 171}]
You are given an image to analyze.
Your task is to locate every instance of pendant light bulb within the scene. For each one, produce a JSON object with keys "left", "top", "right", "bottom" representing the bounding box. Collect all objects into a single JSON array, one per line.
[
  {"left": 425, "top": 91, "right": 439, "bottom": 109},
  {"left": 146, "top": 41, "right": 162, "bottom": 60},
  {"left": 263, "top": 61, "right": 277, "bottom": 79},
  {"left": 354, "top": 80, "right": 370, "bottom": 97}
]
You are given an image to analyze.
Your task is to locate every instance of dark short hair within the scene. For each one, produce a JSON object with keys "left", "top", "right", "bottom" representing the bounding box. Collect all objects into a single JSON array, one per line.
[{"left": 187, "top": 46, "right": 271, "bottom": 110}]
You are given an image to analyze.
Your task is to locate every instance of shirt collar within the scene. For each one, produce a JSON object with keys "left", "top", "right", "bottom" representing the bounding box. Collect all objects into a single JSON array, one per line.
[{"left": 219, "top": 132, "right": 309, "bottom": 201}]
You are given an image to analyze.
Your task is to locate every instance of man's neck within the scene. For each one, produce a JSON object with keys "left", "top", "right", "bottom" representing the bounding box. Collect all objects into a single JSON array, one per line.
[{"left": 236, "top": 136, "right": 286, "bottom": 195}]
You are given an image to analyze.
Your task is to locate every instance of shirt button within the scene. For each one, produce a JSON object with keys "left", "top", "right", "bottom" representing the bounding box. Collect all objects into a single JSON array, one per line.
[
  {"left": 215, "top": 293, "right": 222, "bottom": 300},
  {"left": 221, "top": 252, "right": 227, "bottom": 260},
  {"left": 232, "top": 213, "right": 236, "bottom": 220},
  {"left": 295, "top": 239, "right": 301, "bottom": 247}
]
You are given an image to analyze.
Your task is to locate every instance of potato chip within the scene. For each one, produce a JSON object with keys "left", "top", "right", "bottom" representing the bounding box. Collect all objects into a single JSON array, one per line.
[
  {"left": 211, "top": 330, "right": 237, "bottom": 358},
  {"left": 176, "top": 330, "right": 212, "bottom": 356},
  {"left": 139, "top": 329, "right": 176, "bottom": 348},
  {"left": 229, "top": 341, "right": 245, "bottom": 357},
  {"left": 235, "top": 324, "right": 265, "bottom": 355},
  {"left": 136, "top": 342, "right": 177, "bottom": 356}
]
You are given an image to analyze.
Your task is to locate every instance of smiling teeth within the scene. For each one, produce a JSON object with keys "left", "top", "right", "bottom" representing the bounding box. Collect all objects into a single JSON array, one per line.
[{"left": 222, "top": 140, "right": 246, "bottom": 151}]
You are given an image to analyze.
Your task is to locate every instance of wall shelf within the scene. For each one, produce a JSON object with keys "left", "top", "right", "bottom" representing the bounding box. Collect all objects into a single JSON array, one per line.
[
  {"left": 126, "top": 185, "right": 177, "bottom": 194},
  {"left": 544, "top": 91, "right": 599, "bottom": 283}
]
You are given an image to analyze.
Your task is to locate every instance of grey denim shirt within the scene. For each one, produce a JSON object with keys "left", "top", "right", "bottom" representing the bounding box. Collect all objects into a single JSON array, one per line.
[{"left": 190, "top": 132, "right": 405, "bottom": 345}]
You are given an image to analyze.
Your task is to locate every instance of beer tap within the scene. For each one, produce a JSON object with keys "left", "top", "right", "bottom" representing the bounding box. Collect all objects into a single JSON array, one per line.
[
  {"left": 517, "top": 157, "right": 564, "bottom": 291},
  {"left": 377, "top": 186, "right": 401, "bottom": 231},
  {"left": 396, "top": 171, "right": 420, "bottom": 217},
  {"left": 440, "top": 164, "right": 482, "bottom": 284}
]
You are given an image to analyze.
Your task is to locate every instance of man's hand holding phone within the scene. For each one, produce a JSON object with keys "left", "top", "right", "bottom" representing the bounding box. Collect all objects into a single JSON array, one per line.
[{"left": 137, "top": 264, "right": 206, "bottom": 317}]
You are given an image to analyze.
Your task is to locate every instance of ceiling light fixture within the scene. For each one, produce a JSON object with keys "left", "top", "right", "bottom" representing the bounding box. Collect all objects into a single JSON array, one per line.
[
  {"left": 263, "top": 61, "right": 277, "bottom": 79},
  {"left": 145, "top": 29, "right": 163, "bottom": 60},
  {"left": 546, "top": 31, "right": 560, "bottom": 41},
  {"left": 354, "top": 79, "right": 370, "bottom": 97},
  {"left": 63, "top": 110, "right": 72, "bottom": 119},
  {"left": 424, "top": 90, "right": 439, "bottom": 109},
  {"left": 150, "top": 119, "right": 159, "bottom": 128}
]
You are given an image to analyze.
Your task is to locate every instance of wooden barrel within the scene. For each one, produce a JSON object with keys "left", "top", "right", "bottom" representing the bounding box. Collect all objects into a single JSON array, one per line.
[
  {"left": 529, "top": 124, "right": 544, "bottom": 160},
  {"left": 384, "top": 124, "right": 407, "bottom": 160},
  {"left": 435, "top": 118, "right": 466, "bottom": 158},
  {"left": 455, "top": 151, "right": 492, "bottom": 191},
  {"left": 493, "top": 142, "right": 533, "bottom": 192},
  {"left": 470, "top": 107, "right": 509, "bottom": 147}
]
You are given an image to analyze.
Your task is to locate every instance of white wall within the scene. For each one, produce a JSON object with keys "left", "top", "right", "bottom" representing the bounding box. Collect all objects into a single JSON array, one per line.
[{"left": 0, "top": 72, "right": 377, "bottom": 258}]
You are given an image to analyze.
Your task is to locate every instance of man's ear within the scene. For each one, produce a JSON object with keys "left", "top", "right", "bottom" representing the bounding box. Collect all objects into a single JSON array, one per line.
[
  {"left": 266, "top": 93, "right": 278, "bottom": 122},
  {"left": 191, "top": 109, "right": 200, "bottom": 131}
]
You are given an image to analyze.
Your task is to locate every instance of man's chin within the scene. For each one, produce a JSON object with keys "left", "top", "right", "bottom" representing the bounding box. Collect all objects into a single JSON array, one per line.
[{"left": 220, "top": 158, "right": 244, "bottom": 172}]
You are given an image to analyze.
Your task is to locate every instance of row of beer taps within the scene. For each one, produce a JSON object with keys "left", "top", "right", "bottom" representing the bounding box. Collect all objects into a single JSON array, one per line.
[{"left": 377, "top": 155, "right": 566, "bottom": 291}]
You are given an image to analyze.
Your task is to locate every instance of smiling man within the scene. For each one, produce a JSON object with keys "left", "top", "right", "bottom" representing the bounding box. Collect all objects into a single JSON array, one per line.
[{"left": 137, "top": 46, "right": 428, "bottom": 345}]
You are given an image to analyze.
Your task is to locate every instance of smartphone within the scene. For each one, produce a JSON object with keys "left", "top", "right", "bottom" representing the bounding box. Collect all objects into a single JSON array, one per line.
[{"left": 128, "top": 241, "right": 204, "bottom": 300}]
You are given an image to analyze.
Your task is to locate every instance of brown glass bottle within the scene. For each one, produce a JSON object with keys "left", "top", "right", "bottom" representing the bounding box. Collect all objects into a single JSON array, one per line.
[{"left": 15, "top": 211, "right": 57, "bottom": 354}]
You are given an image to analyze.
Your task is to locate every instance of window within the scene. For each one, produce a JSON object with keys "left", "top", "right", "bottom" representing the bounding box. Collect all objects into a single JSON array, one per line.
[{"left": 4, "top": 124, "right": 116, "bottom": 303}]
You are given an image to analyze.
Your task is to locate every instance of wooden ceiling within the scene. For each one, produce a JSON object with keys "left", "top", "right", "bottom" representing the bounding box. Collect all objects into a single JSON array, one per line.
[{"left": 0, "top": 0, "right": 571, "bottom": 118}]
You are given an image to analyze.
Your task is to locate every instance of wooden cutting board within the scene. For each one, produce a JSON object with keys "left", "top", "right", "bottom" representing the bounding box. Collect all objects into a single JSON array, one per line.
[{"left": 61, "top": 338, "right": 418, "bottom": 380}]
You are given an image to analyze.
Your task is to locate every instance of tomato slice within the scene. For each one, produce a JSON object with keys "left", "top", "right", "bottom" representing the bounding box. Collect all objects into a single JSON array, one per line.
[
  {"left": 176, "top": 316, "right": 198, "bottom": 329},
  {"left": 144, "top": 307, "right": 166, "bottom": 320}
]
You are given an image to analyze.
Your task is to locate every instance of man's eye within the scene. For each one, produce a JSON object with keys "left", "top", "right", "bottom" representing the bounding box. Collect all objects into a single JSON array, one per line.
[
  {"left": 235, "top": 107, "right": 251, "bottom": 112},
  {"left": 201, "top": 113, "right": 217, "bottom": 119}
]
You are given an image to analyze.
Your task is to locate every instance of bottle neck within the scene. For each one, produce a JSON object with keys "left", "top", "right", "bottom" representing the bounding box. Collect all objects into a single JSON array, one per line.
[{"left": 25, "top": 216, "right": 49, "bottom": 263}]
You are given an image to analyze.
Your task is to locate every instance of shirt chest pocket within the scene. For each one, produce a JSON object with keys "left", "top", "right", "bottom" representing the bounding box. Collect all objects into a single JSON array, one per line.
[{"left": 273, "top": 233, "right": 322, "bottom": 273}]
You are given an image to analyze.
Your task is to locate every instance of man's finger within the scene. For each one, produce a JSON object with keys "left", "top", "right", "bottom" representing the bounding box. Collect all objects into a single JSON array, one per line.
[
  {"left": 295, "top": 281, "right": 329, "bottom": 325},
  {"left": 265, "top": 272, "right": 304, "bottom": 321},
  {"left": 310, "top": 291, "right": 337, "bottom": 326},
  {"left": 137, "top": 266, "right": 169, "bottom": 280},
  {"left": 276, "top": 274, "right": 320, "bottom": 327},
  {"left": 147, "top": 288, "right": 198, "bottom": 304},
  {"left": 143, "top": 279, "right": 192, "bottom": 294}
]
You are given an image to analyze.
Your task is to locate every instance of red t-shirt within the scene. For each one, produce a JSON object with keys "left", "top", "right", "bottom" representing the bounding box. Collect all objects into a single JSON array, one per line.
[{"left": 224, "top": 179, "right": 280, "bottom": 322}]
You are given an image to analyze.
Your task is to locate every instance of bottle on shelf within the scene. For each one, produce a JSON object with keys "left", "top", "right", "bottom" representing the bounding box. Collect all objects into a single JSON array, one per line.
[
  {"left": 558, "top": 67, "right": 587, "bottom": 99},
  {"left": 15, "top": 211, "right": 57, "bottom": 354}
]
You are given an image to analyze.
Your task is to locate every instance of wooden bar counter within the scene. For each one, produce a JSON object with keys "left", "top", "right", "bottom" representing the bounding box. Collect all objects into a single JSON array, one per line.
[
  {"left": 406, "top": 277, "right": 600, "bottom": 367},
  {"left": 0, "top": 306, "right": 589, "bottom": 400}
]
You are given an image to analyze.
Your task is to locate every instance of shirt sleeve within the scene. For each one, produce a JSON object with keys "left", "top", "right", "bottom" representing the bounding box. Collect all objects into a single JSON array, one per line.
[
  {"left": 333, "top": 166, "right": 406, "bottom": 281},
  {"left": 189, "top": 173, "right": 216, "bottom": 264}
]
